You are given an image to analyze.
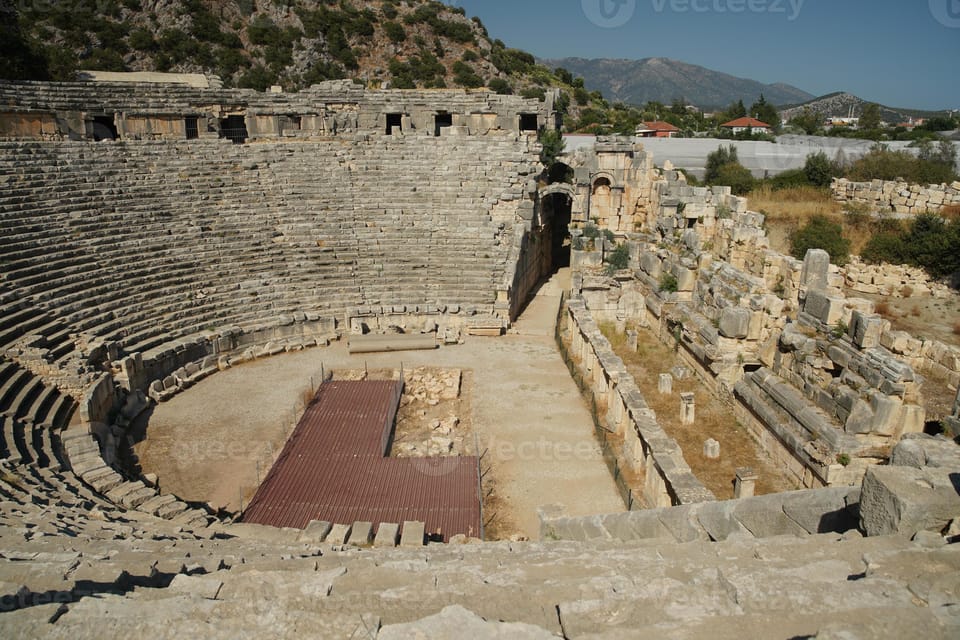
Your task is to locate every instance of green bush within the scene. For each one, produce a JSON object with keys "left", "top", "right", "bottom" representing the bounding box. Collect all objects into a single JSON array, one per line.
[
  {"left": 582, "top": 223, "right": 601, "bottom": 240},
  {"left": 488, "top": 78, "right": 512, "bottom": 95},
  {"left": 804, "top": 151, "right": 838, "bottom": 187},
  {"left": 129, "top": 27, "right": 157, "bottom": 51},
  {"left": 237, "top": 65, "right": 276, "bottom": 92},
  {"left": 461, "top": 49, "right": 478, "bottom": 62},
  {"left": 846, "top": 144, "right": 958, "bottom": 184},
  {"left": 605, "top": 243, "right": 630, "bottom": 274},
  {"left": 383, "top": 21, "right": 406, "bottom": 43},
  {"left": 490, "top": 45, "right": 535, "bottom": 75},
  {"left": 574, "top": 86, "right": 590, "bottom": 106},
  {"left": 538, "top": 129, "right": 564, "bottom": 166},
  {"left": 521, "top": 87, "right": 546, "bottom": 102},
  {"left": 705, "top": 144, "right": 739, "bottom": 183},
  {"left": 768, "top": 168, "right": 809, "bottom": 190},
  {"left": 452, "top": 61, "right": 483, "bottom": 88},
  {"left": 659, "top": 273, "right": 679, "bottom": 293},
  {"left": 247, "top": 16, "right": 283, "bottom": 46},
  {"left": 712, "top": 162, "right": 755, "bottom": 195},
  {"left": 381, "top": 1, "right": 398, "bottom": 19},
  {"left": 790, "top": 215, "right": 851, "bottom": 266}
]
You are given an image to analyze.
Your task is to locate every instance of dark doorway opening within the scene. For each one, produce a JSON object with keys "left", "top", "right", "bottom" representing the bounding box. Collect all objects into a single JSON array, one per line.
[
  {"left": 547, "top": 161, "right": 573, "bottom": 185},
  {"left": 91, "top": 115, "right": 117, "bottom": 141},
  {"left": 185, "top": 116, "right": 199, "bottom": 140},
  {"left": 544, "top": 192, "right": 573, "bottom": 271},
  {"left": 386, "top": 113, "right": 403, "bottom": 135},
  {"left": 519, "top": 113, "right": 538, "bottom": 133},
  {"left": 220, "top": 115, "right": 248, "bottom": 144},
  {"left": 434, "top": 112, "right": 453, "bottom": 136}
]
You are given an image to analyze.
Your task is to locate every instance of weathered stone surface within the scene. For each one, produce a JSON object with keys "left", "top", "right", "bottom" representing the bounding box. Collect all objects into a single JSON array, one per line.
[
  {"left": 374, "top": 522, "right": 400, "bottom": 548},
  {"left": 326, "top": 523, "right": 352, "bottom": 545},
  {"left": 860, "top": 466, "right": 960, "bottom": 537},
  {"left": 379, "top": 605, "right": 556, "bottom": 639},
  {"left": 891, "top": 434, "right": 960, "bottom": 469},
  {"left": 400, "top": 520, "right": 426, "bottom": 547},
  {"left": 801, "top": 249, "right": 831, "bottom": 289},
  {"left": 718, "top": 306, "right": 751, "bottom": 339},
  {"left": 781, "top": 487, "right": 860, "bottom": 534}
]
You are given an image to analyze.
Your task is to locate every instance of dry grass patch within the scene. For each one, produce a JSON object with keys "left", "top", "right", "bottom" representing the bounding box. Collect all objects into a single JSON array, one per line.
[
  {"left": 747, "top": 185, "right": 881, "bottom": 256},
  {"left": 599, "top": 323, "right": 796, "bottom": 499}
]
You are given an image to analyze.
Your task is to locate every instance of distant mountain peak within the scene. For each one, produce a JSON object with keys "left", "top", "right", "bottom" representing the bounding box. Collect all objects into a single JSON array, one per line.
[{"left": 540, "top": 56, "right": 813, "bottom": 108}]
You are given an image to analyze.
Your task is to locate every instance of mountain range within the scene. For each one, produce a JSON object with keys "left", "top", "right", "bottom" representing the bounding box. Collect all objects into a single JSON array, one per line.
[{"left": 541, "top": 56, "right": 814, "bottom": 109}]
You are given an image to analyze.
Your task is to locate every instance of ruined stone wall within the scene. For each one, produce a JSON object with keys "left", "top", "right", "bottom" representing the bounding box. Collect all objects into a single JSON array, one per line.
[
  {"left": 0, "top": 79, "right": 553, "bottom": 141},
  {"left": 832, "top": 177, "right": 960, "bottom": 214},
  {"left": 565, "top": 137, "right": 657, "bottom": 233},
  {"left": 560, "top": 298, "right": 716, "bottom": 508},
  {"left": 569, "top": 148, "right": 943, "bottom": 489},
  {"left": 841, "top": 257, "right": 955, "bottom": 298}
]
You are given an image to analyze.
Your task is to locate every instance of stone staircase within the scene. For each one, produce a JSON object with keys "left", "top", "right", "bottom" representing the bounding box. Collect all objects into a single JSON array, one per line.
[{"left": 0, "top": 508, "right": 956, "bottom": 638}]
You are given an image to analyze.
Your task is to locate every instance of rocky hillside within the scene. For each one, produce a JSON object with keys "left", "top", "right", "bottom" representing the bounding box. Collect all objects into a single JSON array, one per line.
[
  {"left": 540, "top": 56, "right": 813, "bottom": 108},
  {"left": 0, "top": 0, "right": 562, "bottom": 97},
  {"left": 779, "top": 92, "right": 946, "bottom": 124}
]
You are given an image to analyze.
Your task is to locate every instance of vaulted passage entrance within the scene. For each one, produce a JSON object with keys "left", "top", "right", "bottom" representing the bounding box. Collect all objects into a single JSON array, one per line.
[{"left": 543, "top": 192, "right": 572, "bottom": 271}]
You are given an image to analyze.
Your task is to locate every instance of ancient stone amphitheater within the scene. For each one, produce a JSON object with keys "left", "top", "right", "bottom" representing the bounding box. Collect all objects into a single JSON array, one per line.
[{"left": 0, "top": 77, "right": 958, "bottom": 638}]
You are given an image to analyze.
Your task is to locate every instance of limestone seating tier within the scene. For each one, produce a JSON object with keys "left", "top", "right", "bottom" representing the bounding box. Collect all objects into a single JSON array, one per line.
[
  {"left": 0, "top": 136, "right": 535, "bottom": 381},
  {"left": 0, "top": 517, "right": 956, "bottom": 638}
]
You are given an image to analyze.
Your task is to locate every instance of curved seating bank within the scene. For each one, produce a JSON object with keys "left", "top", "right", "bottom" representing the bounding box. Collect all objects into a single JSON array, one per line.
[{"left": 0, "top": 81, "right": 957, "bottom": 638}]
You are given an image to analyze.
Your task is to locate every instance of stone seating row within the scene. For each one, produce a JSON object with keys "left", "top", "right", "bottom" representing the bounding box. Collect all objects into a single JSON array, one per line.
[
  {"left": 0, "top": 362, "right": 76, "bottom": 433},
  {"left": 0, "top": 135, "right": 527, "bottom": 372},
  {"left": 60, "top": 429, "right": 211, "bottom": 530}
]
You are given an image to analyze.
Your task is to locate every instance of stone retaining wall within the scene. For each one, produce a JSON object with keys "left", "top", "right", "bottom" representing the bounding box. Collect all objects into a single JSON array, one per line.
[
  {"left": 541, "top": 485, "right": 860, "bottom": 542},
  {"left": 561, "top": 298, "right": 715, "bottom": 508},
  {"left": 831, "top": 177, "right": 960, "bottom": 214}
]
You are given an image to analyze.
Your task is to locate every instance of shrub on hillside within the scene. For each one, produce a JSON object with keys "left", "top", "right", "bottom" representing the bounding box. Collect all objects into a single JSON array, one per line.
[
  {"left": 452, "top": 61, "right": 483, "bottom": 88},
  {"left": 790, "top": 215, "right": 851, "bottom": 266},
  {"left": 487, "top": 78, "right": 512, "bottom": 95},
  {"left": 382, "top": 21, "right": 406, "bottom": 43}
]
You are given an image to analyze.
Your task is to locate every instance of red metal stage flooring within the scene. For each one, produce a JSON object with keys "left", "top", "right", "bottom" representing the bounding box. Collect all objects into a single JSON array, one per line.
[{"left": 241, "top": 380, "right": 481, "bottom": 541}]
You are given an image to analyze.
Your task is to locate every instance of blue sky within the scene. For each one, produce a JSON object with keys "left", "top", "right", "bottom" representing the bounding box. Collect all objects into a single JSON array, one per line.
[{"left": 444, "top": 0, "right": 960, "bottom": 110}]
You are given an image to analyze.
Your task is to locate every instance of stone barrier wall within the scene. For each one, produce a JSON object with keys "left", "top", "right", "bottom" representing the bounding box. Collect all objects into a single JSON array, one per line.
[
  {"left": 831, "top": 177, "right": 960, "bottom": 214},
  {"left": 541, "top": 485, "right": 860, "bottom": 543},
  {"left": 561, "top": 298, "right": 715, "bottom": 508}
]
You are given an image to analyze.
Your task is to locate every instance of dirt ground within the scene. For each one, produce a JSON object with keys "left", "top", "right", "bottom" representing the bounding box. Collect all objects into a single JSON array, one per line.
[
  {"left": 134, "top": 269, "right": 623, "bottom": 540},
  {"left": 848, "top": 289, "right": 960, "bottom": 349},
  {"left": 601, "top": 323, "right": 798, "bottom": 499}
]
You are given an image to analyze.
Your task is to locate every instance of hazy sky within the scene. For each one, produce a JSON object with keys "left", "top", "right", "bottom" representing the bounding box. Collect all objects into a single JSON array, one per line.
[{"left": 444, "top": 0, "right": 960, "bottom": 110}]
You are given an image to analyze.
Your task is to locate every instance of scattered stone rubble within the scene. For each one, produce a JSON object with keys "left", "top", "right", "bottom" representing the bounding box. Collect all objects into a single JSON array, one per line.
[
  {"left": 393, "top": 368, "right": 468, "bottom": 457},
  {"left": 569, "top": 153, "right": 959, "bottom": 492}
]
